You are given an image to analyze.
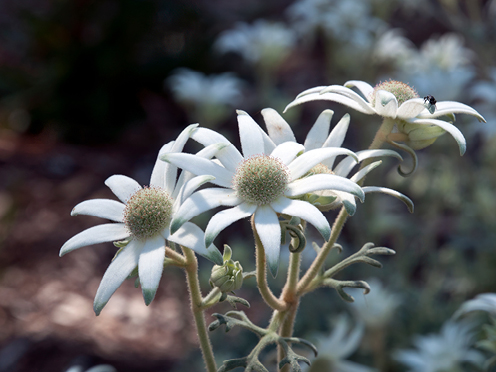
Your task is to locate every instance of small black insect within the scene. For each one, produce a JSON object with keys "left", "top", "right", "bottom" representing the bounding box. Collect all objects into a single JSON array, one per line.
[{"left": 423, "top": 95, "right": 437, "bottom": 114}]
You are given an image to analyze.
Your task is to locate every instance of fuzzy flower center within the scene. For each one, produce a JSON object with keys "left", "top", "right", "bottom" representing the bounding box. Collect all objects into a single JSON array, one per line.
[
  {"left": 371, "top": 80, "right": 419, "bottom": 106},
  {"left": 233, "top": 155, "right": 290, "bottom": 206},
  {"left": 306, "top": 163, "right": 334, "bottom": 176},
  {"left": 124, "top": 186, "right": 173, "bottom": 240}
]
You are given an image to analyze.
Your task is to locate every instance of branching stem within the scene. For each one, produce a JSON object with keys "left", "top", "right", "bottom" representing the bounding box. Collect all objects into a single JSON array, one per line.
[{"left": 182, "top": 246, "right": 217, "bottom": 372}]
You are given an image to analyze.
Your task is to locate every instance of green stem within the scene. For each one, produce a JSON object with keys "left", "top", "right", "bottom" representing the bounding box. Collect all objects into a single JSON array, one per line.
[
  {"left": 182, "top": 246, "right": 217, "bottom": 372},
  {"left": 297, "top": 207, "right": 349, "bottom": 295},
  {"left": 252, "top": 217, "right": 287, "bottom": 311},
  {"left": 297, "top": 117, "right": 395, "bottom": 294}
]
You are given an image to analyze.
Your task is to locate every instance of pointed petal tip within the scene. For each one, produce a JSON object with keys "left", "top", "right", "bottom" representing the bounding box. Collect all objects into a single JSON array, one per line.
[
  {"left": 207, "top": 247, "right": 224, "bottom": 265},
  {"left": 269, "top": 261, "right": 279, "bottom": 278},
  {"left": 93, "top": 301, "right": 107, "bottom": 316},
  {"left": 170, "top": 218, "right": 183, "bottom": 236},
  {"left": 236, "top": 109, "right": 248, "bottom": 116},
  {"left": 142, "top": 288, "right": 157, "bottom": 306}
]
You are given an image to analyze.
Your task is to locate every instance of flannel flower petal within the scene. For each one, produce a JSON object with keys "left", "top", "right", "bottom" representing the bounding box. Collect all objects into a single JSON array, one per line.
[
  {"left": 262, "top": 108, "right": 414, "bottom": 215},
  {"left": 394, "top": 320, "right": 485, "bottom": 372},
  {"left": 60, "top": 124, "right": 223, "bottom": 315},
  {"left": 305, "top": 314, "right": 374, "bottom": 372},
  {"left": 161, "top": 110, "right": 364, "bottom": 277},
  {"left": 284, "top": 80, "right": 486, "bottom": 156}
]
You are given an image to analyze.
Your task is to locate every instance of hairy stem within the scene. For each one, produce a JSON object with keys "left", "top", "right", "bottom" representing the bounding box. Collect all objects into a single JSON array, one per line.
[
  {"left": 182, "top": 246, "right": 217, "bottom": 372},
  {"left": 278, "top": 252, "right": 301, "bottom": 371},
  {"left": 252, "top": 217, "right": 287, "bottom": 311},
  {"left": 296, "top": 117, "right": 395, "bottom": 294}
]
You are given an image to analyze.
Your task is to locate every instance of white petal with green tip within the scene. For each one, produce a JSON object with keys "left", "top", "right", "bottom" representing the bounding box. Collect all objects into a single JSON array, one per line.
[
  {"left": 175, "top": 175, "right": 216, "bottom": 206},
  {"left": 170, "top": 188, "right": 241, "bottom": 234},
  {"left": 295, "top": 86, "right": 328, "bottom": 99},
  {"left": 161, "top": 153, "right": 233, "bottom": 187},
  {"left": 374, "top": 90, "right": 398, "bottom": 118},
  {"left": 304, "top": 110, "right": 333, "bottom": 150},
  {"left": 323, "top": 113, "right": 350, "bottom": 148},
  {"left": 286, "top": 174, "right": 364, "bottom": 202},
  {"left": 60, "top": 223, "right": 129, "bottom": 256},
  {"left": 204, "top": 203, "right": 257, "bottom": 248},
  {"left": 284, "top": 92, "right": 375, "bottom": 115},
  {"left": 138, "top": 234, "right": 166, "bottom": 305},
  {"left": 270, "top": 142, "right": 305, "bottom": 166},
  {"left": 407, "top": 118, "right": 466, "bottom": 155},
  {"left": 105, "top": 175, "right": 142, "bottom": 204},
  {"left": 288, "top": 147, "right": 358, "bottom": 181},
  {"left": 254, "top": 205, "right": 281, "bottom": 278},
  {"left": 261, "top": 108, "right": 296, "bottom": 145},
  {"left": 344, "top": 80, "right": 374, "bottom": 100},
  {"left": 334, "top": 149, "right": 402, "bottom": 178},
  {"left": 71, "top": 199, "right": 125, "bottom": 222},
  {"left": 362, "top": 186, "right": 414, "bottom": 213},
  {"left": 169, "top": 222, "right": 223, "bottom": 265},
  {"left": 396, "top": 98, "right": 426, "bottom": 119},
  {"left": 163, "top": 124, "right": 199, "bottom": 195},
  {"left": 416, "top": 101, "right": 486, "bottom": 122},
  {"left": 171, "top": 144, "right": 227, "bottom": 200},
  {"left": 271, "top": 196, "right": 330, "bottom": 241},
  {"left": 349, "top": 161, "right": 383, "bottom": 183},
  {"left": 93, "top": 239, "right": 143, "bottom": 315},
  {"left": 150, "top": 141, "right": 174, "bottom": 189},
  {"left": 237, "top": 110, "right": 265, "bottom": 157},
  {"left": 333, "top": 190, "right": 357, "bottom": 216}
]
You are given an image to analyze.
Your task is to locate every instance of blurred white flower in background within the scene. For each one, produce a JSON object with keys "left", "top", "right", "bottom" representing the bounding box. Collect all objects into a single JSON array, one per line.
[
  {"left": 167, "top": 68, "right": 245, "bottom": 127},
  {"left": 394, "top": 320, "right": 485, "bottom": 372},
  {"left": 372, "top": 29, "right": 415, "bottom": 66},
  {"left": 287, "top": 0, "right": 385, "bottom": 50},
  {"left": 347, "top": 278, "right": 401, "bottom": 328},
  {"left": 395, "top": 33, "right": 476, "bottom": 100},
  {"left": 305, "top": 314, "right": 375, "bottom": 372},
  {"left": 215, "top": 20, "right": 296, "bottom": 69},
  {"left": 454, "top": 293, "right": 496, "bottom": 318}
]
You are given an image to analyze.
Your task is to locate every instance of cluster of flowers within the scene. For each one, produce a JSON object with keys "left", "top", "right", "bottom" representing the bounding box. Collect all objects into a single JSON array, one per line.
[{"left": 60, "top": 79, "right": 485, "bottom": 317}]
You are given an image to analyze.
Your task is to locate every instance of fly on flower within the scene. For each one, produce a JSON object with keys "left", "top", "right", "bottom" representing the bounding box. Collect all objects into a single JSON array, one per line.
[{"left": 423, "top": 95, "right": 437, "bottom": 114}]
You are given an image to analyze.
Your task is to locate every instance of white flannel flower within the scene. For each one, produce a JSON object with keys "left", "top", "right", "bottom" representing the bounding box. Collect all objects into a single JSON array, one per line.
[
  {"left": 261, "top": 108, "right": 413, "bottom": 214},
  {"left": 454, "top": 293, "right": 496, "bottom": 318},
  {"left": 285, "top": 80, "right": 486, "bottom": 156},
  {"left": 215, "top": 20, "right": 296, "bottom": 69},
  {"left": 394, "top": 320, "right": 485, "bottom": 372},
  {"left": 161, "top": 111, "right": 365, "bottom": 277},
  {"left": 167, "top": 68, "right": 244, "bottom": 107},
  {"left": 306, "top": 314, "right": 374, "bottom": 372},
  {"left": 287, "top": 0, "right": 384, "bottom": 49},
  {"left": 166, "top": 68, "right": 244, "bottom": 127},
  {"left": 60, "top": 125, "right": 223, "bottom": 315},
  {"left": 398, "top": 33, "right": 476, "bottom": 101},
  {"left": 372, "top": 29, "right": 415, "bottom": 66},
  {"left": 347, "top": 278, "right": 401, "bottom": 328}
]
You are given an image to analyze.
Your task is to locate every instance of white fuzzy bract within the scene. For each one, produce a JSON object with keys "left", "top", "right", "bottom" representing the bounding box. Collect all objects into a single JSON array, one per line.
[
  {"left": 60, "top": 125, "right": 222, "bottom": 315},
  {"left": 285, "top": 80, "right": 486, "bottom": 156},
  {"left": 261, "top": 108, "right": 413, "bottom": 214},
  {"left": 394, "top": 320, "right": 485, "bottom": 372},
  {"left": 161, "top": 111, "right": 365, "bottom": 277}
]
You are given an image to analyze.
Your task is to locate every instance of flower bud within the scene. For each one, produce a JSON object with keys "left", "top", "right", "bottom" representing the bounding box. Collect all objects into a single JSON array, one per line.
[
  {"left": 209, "top": 245, "right": 243, "bottom": 293},
  {"left": 396, "top": 121, "right": 446, "bottom": 150}
]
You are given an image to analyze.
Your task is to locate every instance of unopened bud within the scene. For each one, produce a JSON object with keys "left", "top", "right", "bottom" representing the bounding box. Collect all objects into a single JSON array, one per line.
[{"left": 209, "top": 245, "right": 243, "bottom": 293}]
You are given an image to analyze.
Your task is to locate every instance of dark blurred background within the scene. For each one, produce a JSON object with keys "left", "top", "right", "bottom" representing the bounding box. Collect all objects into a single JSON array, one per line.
[{"left": 1, "top": 0, "right": 496, "bottom": 371}]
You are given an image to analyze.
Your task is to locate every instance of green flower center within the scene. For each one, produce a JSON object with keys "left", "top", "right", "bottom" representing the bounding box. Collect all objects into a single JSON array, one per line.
[
  {"left": 371, "top": 80, "right": 419, "bottom": 106},
  {"left": 233, "top": 155, "right": 290, "bottom": 206},
  {"left": 124, "top": 186, "right": 173, "bottom": 240}
]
